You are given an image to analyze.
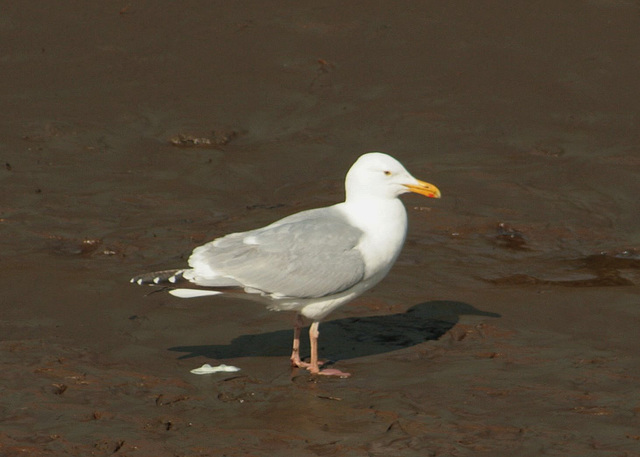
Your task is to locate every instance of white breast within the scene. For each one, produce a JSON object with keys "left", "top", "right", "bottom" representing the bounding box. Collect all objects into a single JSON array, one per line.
[{"left": 337, "top": 199, "right": 408, "bottom": 281}]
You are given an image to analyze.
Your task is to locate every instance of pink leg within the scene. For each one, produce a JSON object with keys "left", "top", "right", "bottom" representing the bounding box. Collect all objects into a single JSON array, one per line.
[
  {"left": 290, "top": 315, "right": 325, "bottom": 369},
  {"left": 290, "top": 314, "right": 308, "bottom": 368},
  {"left": 308, "top": 321, "right": 320, "bottom": 373},
  {"left": 308, "top": 321, "right": 350, "bottom": 378}
]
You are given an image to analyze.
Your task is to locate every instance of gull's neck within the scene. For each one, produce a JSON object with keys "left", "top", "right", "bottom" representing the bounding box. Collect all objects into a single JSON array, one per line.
[{"left": 340, "top": 196, "right": 407, "bottom": 235}]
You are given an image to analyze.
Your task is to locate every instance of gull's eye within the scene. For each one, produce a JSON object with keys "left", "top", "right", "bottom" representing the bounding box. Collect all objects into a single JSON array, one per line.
[{"left": 383, "top": 170, "right": 392, "bottom": 176}]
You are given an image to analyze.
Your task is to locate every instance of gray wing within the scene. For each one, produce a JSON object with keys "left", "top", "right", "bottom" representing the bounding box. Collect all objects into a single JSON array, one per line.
[{"left": 186, "top": 207, "right": 366, "bottom": 298}]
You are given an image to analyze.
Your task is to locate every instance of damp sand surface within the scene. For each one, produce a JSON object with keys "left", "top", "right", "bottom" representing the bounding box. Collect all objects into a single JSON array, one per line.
[{"left": 1, "top": 2, "right": 640, "bottom": 456}]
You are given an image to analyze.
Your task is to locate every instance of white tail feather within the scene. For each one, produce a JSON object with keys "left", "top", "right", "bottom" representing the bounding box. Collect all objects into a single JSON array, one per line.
[{"left": 168, "top": 289, "right": 223, "bottom": 298}]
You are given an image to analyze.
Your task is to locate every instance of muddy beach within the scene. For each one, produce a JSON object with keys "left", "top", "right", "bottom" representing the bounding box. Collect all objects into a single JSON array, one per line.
[{"left": 1, "top": 1, "right": 639, "bottom": 456}]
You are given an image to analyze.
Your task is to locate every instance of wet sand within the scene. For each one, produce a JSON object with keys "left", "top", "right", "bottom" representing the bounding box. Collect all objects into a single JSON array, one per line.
[{"left": 2, "top": 1, "right": 640, "bottom": 456}]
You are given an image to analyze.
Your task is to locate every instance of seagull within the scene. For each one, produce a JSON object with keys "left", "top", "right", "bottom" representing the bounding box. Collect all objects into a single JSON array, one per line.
[{"left": 131, "top": 152, "right": 441, "bottom": 377}]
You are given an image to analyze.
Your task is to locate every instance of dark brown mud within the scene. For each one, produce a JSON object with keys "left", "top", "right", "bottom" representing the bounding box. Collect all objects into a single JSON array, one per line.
[{"left": 1, "top": 2, "right": 639, "bottom": 456}]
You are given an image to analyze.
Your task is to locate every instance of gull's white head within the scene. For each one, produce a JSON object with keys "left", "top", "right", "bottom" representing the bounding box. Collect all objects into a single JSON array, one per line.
[{"left": 345, "top": 152, "right": 441, "bottom": 202}]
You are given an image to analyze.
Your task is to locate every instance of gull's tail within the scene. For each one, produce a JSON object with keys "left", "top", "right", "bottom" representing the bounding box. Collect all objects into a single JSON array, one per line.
[{"left": 130, "top": 269, "right": 229, "bottom": 299}]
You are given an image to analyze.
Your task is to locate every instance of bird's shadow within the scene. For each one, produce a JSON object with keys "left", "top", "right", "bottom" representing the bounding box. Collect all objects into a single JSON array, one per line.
[{"left": 169, "top": 300, "right": 500, "bottom": 363}]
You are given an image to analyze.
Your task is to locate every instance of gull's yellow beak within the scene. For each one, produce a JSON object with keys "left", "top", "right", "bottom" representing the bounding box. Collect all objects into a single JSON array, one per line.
[{"left": 404, "top": 179, "right": 441, "bottom": 199}]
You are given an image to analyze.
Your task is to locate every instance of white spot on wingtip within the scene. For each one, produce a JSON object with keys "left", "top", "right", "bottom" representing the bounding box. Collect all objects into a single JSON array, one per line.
[
  {"left": 168, "top": 275, "right": 177, "bottom": 283},
  {"left": 136, "top": 279, "right": 143, "bottom": 285},
  {"left": 153, "top": 277, "right": 160, "bottom": 284}
]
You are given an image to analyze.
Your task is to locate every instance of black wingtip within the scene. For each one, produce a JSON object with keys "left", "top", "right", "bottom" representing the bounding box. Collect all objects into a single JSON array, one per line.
[{"left": 130, "top": 269, "right": 185, "bottom": 285}]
